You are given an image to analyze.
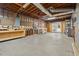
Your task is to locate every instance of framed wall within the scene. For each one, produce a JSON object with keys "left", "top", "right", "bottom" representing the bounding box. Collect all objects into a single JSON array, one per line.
[{"left": 0, "top": 8, "right": 16, "bottom": 25}]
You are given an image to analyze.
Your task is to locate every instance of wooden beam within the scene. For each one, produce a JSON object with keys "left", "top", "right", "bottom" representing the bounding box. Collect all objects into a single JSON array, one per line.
[
  {"left": 15, "top": 3, "right": 23, "bottom": 7},
  {"left": 31, "top": 9, "right": 39, "bottom": 14},
  {"left": 23, "top": 3, "right": 30, "bottom": 8},
  {"left": 16, "top": 3, "right": 30, "bottom": 14},
  {"left": 23, "top": 11, "right": 40, "bottom": 18},
  {"left": 29, "top": 7, "right": 37, "bottom": 13},
  {"left": 33, "top": 3, "right": 52, "bottom": 17},
  {"left": 26, "top": 5, "right": 35, "bottom": 12}
]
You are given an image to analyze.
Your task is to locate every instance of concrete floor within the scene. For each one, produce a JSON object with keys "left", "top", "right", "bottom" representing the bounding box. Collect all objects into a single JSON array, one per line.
[{"left": 0, "top": 33, "right": 74, "bottom": 56}]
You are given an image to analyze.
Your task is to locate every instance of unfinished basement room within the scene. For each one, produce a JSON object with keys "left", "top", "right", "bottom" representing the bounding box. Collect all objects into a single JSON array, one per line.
[{"left": 0, "top": 3, "right": 79, "bottom": 56}]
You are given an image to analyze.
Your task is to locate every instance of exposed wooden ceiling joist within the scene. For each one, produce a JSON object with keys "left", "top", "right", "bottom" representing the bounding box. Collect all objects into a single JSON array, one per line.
[
  {"left": 0, "top": 3, "right": 76, "bottom": 21},
  {"left": 23, "top": 3, "right": 30, "bottom": 8},
  {"left": 42, "top": 3, "right": 76, "bottom": 9},
  {"left": 25, "top": 5, "right": 34, "bottom": 12},
  {"left": 15, "top": 3, "right": 23, "bottom": 7},
  {"left": 33, "top": 3, "right": 52, "bottom": 17},
  {"left": 29, "top": 7, "right": 37, "bottom": 13},
  {"left": 19, "top": 3, "right": 30, "bottom": 9}
]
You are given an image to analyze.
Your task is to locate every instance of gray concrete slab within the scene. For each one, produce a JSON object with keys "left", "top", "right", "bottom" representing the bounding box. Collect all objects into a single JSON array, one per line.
[{"left": 0, "top": 33, "right": 74, "bottom": 56}]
